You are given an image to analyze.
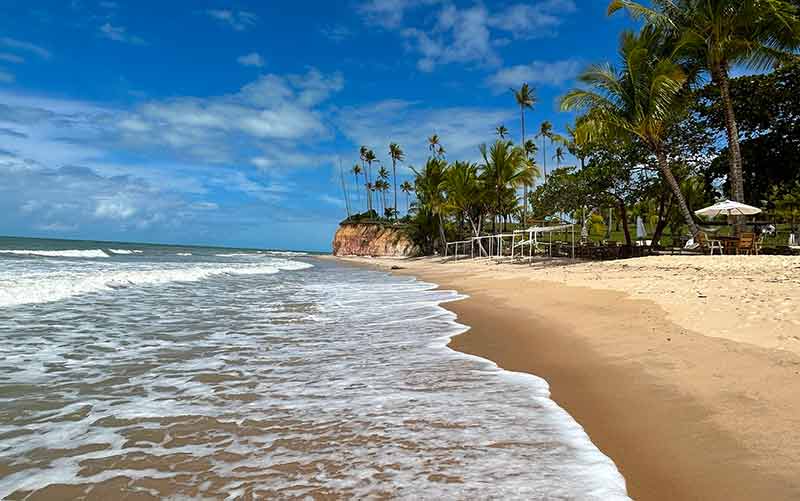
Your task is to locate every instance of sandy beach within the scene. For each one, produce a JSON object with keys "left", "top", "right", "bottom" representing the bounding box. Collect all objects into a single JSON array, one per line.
[{"left": 327, "top": 254, "right": 800, "bottom": 500}]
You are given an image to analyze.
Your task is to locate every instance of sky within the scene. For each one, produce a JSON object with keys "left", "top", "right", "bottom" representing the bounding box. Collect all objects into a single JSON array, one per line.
[{"left": 0, "top": 0, "right": 633, "bottom": 251}]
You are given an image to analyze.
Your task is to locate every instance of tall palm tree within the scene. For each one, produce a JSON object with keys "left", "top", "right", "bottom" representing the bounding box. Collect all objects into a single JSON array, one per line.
[
  {"left": 495, "top": 125, "right": 509, "bottom": 139},
  {"left": 364, "top": 149, "right": 377, "bottom": 213},
  {"left": 561, "top": 25, "right": 700, "bottom": 236},
  {"left": 536, "top": 121, "right": 553, "bottom": 180},
  {"left": 389, "top": 142, "right": 404, "bottom": 219},
  {"left": 351, "top": 163, "right": 363, "bottom": 211},
  {"left": 437, "top": 145, "right": 446, "bottom": 159},
  {"left": 400, "top": 180, "right": 414, "bottom": 214},
  {"left": 608, "top": 0, "right": 800, "bottom": 203},
  {"left": 553, "top": 146, "right": 566, "bottom": 168},
  {"left": 428, "top": 134, "right": 440, "bottom": 156},
  {"left": 412, "top": 157, "right": 449, "bottom": 252},
  {"left": 359, "top": 146, "right": 372, "bottom": 212},
  {"left": 377, "top": 166, "right": 391, "bottom": 217},
  {"left": 480, "top": 140, "right": 538, "bottom": 232},
  {"left": 513, "top": 83, "right": 537, "bottom": 226}
]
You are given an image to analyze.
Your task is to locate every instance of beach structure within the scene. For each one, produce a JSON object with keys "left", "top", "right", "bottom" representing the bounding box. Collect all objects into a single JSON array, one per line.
[{"left": 446, "top": 225, "right": 576, "bottom": 263}]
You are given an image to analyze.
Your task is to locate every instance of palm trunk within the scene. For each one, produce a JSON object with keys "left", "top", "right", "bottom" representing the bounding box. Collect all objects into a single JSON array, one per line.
[
  {"left": 711, "top": 62, "right": 745, "bottom": 203},
  {"left": 655, "top": 146, "right": 699, "bottom": 237},
  {"left": 392, "top": 159, "right": 398, "bottom": 220},
  {"left": 363, "top": 171, "right": 369, "bottom": 213},
  {"left": 521, "top": 107, "right": 527, "bottom": 228},
  {"left": 651, "top": 189, "right": 672, "bottom": 248},
  {"left": 617, "top": 200, "right": 632, "bottom": 246},
  {"left": 438, "top": 213, "right": 447, "bottom": 254},
  {"left": 542, "top": 138, "right": 547, "bottom": 180}
]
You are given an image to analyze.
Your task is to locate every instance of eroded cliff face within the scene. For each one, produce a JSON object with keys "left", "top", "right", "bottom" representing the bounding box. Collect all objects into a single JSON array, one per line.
[{"left": 332, "top": 223, "right": 419, "bottom": 257}]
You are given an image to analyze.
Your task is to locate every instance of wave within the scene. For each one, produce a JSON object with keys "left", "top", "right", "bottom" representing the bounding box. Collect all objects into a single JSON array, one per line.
[
  {"left": 0, "top": 249, "right": 109, "bottom": 258},
  {"left": 175, "top": 252, "right": 192, "bottom": 256},
  {"left": 0, "top": 260, "right": 313, "bottom": 308},
  {"left": 107, "top": 249, "right": 143, "bottom": 255},
  {"left": 214, "top": 253, "right": 259, "bottom": 257},
  {"left": 265, "top": 250, "right": 309, "bottom": 256}
]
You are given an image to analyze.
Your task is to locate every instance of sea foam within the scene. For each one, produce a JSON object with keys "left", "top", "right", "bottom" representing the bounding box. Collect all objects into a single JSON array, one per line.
[{"left": 0, "top": 249, "right": 109, "bottom": 258}]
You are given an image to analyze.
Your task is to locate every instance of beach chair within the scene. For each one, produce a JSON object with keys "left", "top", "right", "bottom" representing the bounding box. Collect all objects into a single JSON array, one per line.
[
  {"left": 736, "top": 233, "right": 755, "bottom": 255},
  {"left": 696, "top": 232, "right": 724, "bottom": 255}
]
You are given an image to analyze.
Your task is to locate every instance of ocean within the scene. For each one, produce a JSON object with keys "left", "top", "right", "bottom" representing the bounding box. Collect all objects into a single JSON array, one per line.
[{"left": 0, "top": 236, "right": 629, "bottom": 499}]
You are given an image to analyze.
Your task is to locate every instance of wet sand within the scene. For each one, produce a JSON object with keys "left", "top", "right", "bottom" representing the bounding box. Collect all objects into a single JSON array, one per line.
[{"left": 326, "top": 255, "right": 800, "bottom": 500}]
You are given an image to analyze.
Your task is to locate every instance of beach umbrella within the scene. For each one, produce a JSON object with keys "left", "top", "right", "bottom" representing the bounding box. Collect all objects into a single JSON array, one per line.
[
  {"left": 636, "top": 216, "right": 647, "bottom": 240},
  {"left": 694, "top": 200, "right": 762, "bottom": 218}
]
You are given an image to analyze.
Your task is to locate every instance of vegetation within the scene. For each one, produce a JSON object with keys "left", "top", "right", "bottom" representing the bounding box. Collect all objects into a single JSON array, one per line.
[{"left": 339, "top": 1, "right": 800, "bottom": 255}]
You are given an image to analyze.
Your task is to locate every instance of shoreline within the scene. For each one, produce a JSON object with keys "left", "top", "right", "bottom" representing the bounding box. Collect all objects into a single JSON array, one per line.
[{"left": 322, "top": 255, "right": 800, "bottom": 500}]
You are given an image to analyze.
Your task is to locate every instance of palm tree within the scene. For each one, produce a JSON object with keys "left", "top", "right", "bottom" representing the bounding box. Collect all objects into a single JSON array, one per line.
[
  {"left": 608, "top": 0, "right": 800, "bottom": 203},
  {"left": 359, "top": 146, "right": 372, "bottom": 212},
  {"left": 389, "top": 142, "right": 404, "bottom": 219},
  {"left": 400, "top": 180, "right": 414, "bottom": 214},
  {"left": 364, "top": 149, "right": 377, "bottom": 213},
  {"left": 496, "top": 125, "right": 509, "bottom": 139},
  {"left": 480, "top": 140, "right": 538, "bottom": 232},
  {"left": 513, "top": 83, "right": 537, "bottom": 226},
  {"left": 553, "top": 146, "right": 566, "bottom": 168},
  {"left": 560, "top": 25, "right": 700, "bottom": 236},
  {"left": 412, "top": 157, "right": 449, "bottom": 252},
  {"left": 351, "top": 163, "right": 363, "bottom": 211},
  {"left": 536, "top": 121, "right": 553, "bottom": 180},
  {"left": 428, "top": 134, "right": 440, "bottom": 156}
]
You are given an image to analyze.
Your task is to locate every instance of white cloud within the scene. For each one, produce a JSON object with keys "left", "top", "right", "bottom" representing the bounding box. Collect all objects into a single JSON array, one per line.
[
  {"left": 488, "top": 0, "right": 577, "bottom": 39},
  {"left": 486, "top": 59, "right": 583, "bottom": 91},
  {"left": 320, "top": 25, "right": 353, "bottom": 42},
  {"left": 0, "top": 37, "right": 51, "bottom": 60},
  {"left": 0, "top": 53, "right": 24, "bottom": 64},
  {"left": 237, "top": 52, "right": 265, "bottom": 68},
  {"left": 402, "top": 4, "right": 498, "bottom": 72},
  {"left": 94, "top": 195, "right": 138, "bottom": 219},
  {"left": 359, "top": 0, "right": 578, "bottom": 71},
  {"left": 99, "top": 23, "right": 147, "bottom": 45},
  {"left": 206, "top": 9, "right": 258, "bottom": 31}
]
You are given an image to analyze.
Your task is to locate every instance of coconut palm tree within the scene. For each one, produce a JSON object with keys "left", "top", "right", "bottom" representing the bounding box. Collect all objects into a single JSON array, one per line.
[
  {"left": 389, "top": 142, "right": 404, "bottom": 218},
  {"left": 560, "top": 25, "right": 700, "bottom": 236},
  {"left": 536, "top": 121, "right": 553, "bottom": 180},
  {"left": 351, "top": 163, "right": 363, "bottom": 211},
  {"left": 428, "top": 134, "right": 441, "bottom": 156},
  {"left": 553, "top": 146, "right": 566, "bottom": 168},
  {"left": 480, "top": 140, "right": 538, "bottom": 232},
  {"left": 401, "top": 180, "right": 414, "bottom": 214},
  {"left": 496, "top": 125, "right": 509, "bottom": 139},
  {"left": 364, "top": 149, "right": 377, "bottom": 212},
  {"left": 359, "top": 146, "right": 372, "bottom": 212},
  {"left": 608, "top": 0, "right": 800, "bottom": 203},
  {"left": 513, "top": 83, "right": 537, "bottom": 226},
  {"left": 412, "top": 157, "right": 449, "bottom": 252}
]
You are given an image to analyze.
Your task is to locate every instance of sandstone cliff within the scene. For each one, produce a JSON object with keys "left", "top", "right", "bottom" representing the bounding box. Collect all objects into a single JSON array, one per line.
[{"left": 332, "top": 223, "right": 419, "bottom": 257}]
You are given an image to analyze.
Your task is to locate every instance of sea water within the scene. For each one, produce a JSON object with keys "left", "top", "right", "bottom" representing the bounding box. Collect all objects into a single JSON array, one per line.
[{"left": 0, "top": 237, "right": 629, "bottom": 499}]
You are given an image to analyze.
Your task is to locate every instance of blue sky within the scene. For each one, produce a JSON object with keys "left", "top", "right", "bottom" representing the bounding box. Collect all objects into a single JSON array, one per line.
[{"left": 0, "top": 0, "right": 632, "bottom": 251}]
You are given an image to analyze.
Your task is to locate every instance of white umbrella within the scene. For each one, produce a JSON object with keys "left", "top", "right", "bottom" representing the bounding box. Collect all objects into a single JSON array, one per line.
[
  {"left": 694, "top": 200, "right": 762, "bottom": 218},
  {"left": 636, "top": 216, "right": 647, "bottom": 240}
]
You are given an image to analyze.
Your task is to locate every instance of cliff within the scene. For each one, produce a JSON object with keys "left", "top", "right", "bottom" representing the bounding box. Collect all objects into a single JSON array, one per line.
[{"left": 332, "top": 222, "right": 419, "bottom": 257}]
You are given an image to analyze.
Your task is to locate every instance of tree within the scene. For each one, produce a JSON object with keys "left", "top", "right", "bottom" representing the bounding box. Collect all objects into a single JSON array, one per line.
[
  {"left": 412, "top": 157, "right": 450, "bottom": 253},
  {"left": 428, "top": 134, "right": 440, "bottom": 156},
  {"left": 364, "top": 149, "right": 377, "bottom": 213},
  {"left": 553, "top": 146, "right": 566, "bottom": 168},
  {"left": 513, "top": 83, "right": 537, "bottom": 226},
  {"left": 536, "top": 121, "right": 553, "bottom": 179},
  {"left": 561, "top": 25, "right": 701, "bottom": 237},
  {"left": 609, "top": 0, "right": 800, "bottom": 204},
  {"left": 400, "top": 180, "right": 414, "bottom": 214},
  {"left": 496, "top": 125, "right": 509, "bottom": 139},
  {"left": 359, "top": 146, "right": 373, "bottom": 212},
  {"left": 697, "top": 62, "right": 800, "bottom": 204},
  {"left": 480, "top": 140, "right": 538, "bottom": 232},
  {"left": 444, "top": 161, "right": 489, "bottom": 243},
  {"left": 389, "top": 142, "right": 404, "bottom": 219},
  {"left": 351, "top": 163, "right": 363, "bottom": 212}
]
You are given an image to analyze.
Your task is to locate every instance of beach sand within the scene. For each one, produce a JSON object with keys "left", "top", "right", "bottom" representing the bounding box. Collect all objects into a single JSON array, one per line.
[{"left": 326, "top": 254, "right": 800, "bottom": 500}]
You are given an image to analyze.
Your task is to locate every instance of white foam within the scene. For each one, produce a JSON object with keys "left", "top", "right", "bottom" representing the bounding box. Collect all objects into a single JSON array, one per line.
[
  {"left": 0, "top": 259, "right": 313, "bottom": 307},
  {"left": 107, "top": 249, "right": 143, "bottom": 255},
  {"left": 0, "top": 249, "right": 109, "bottom": 258},
  {"left": 176, "top": 252, "right": 192, "bottom": 256}
]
